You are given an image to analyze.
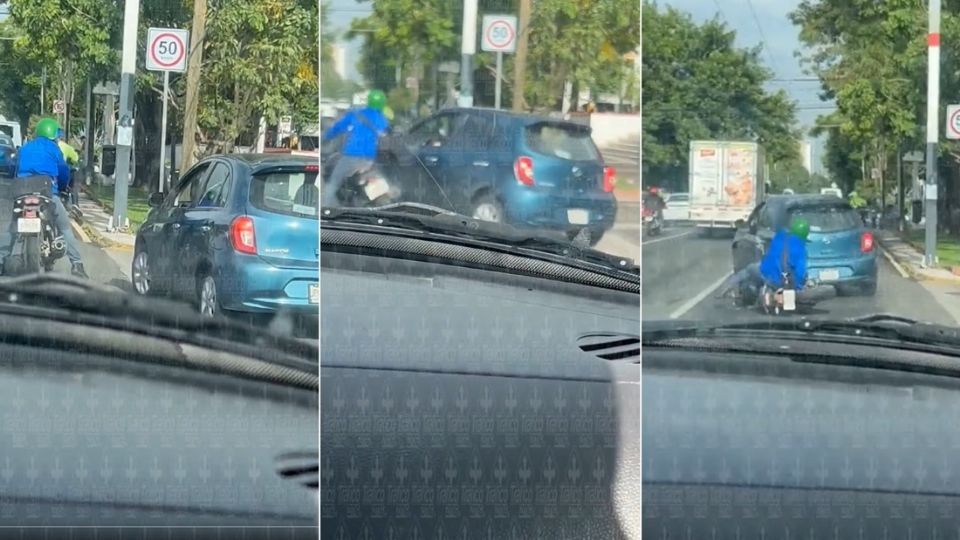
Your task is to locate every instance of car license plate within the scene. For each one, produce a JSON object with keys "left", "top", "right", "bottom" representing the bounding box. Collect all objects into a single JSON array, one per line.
[
  {"left": 819, "top": 269, "right": 840, "bottom": 281},
  {"left": 17, "top": 217, "right": 40, "bottom": 233},
  {"left": 782, "top": 289, "right": 797, "bottom": 311},
  {"left": 364, "top": 178, "right": 389, "bottom": 201},
  {"left": 568, "top": 209, "right": 589, "bottom": 225},
  {"left": 308, "top": 283, "right": 319, "bottom": 304}
]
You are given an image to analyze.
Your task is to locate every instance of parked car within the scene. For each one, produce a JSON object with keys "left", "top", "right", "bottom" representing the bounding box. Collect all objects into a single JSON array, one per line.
[
  {"left": 662, "top": 192, "right": 689, "bottom": 221},
  {"left": 133, "top": 154, "right": 319, "bottom": 330},
  {"left": 0, "top": 134, "right": 18, "bottom": 177},
  {"left": 378, "top": 107, "right": 618, "bottom": 245},
  {"left": 732, "top": 194, "right": 877, "bottom": 296}
]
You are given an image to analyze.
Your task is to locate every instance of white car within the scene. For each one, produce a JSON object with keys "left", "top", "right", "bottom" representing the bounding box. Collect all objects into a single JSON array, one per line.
[{"left": 662, "top": 192, "right": 690, "bottom": 221}]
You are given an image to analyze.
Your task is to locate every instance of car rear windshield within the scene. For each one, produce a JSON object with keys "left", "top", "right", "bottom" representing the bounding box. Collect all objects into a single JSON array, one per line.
[
  {"left": 789, "top": 205, "right": 861, "bottom": 233},
  {"left": 249, "top": 169, "right": 319, "bottom": 219},
  {"left": 524, "top": 123, "right": 599, "bottom": 161}
]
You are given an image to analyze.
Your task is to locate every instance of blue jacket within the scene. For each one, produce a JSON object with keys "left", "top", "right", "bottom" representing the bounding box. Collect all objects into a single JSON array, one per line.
[
  {"left": 16, "top": 137, "right": 70, "bottom": 194},
  {"left": 322, "top": 107, "right": 389, "bottom": 159},
  {"left": 760, "top": 229, "right": 808, "bottom": 289}
]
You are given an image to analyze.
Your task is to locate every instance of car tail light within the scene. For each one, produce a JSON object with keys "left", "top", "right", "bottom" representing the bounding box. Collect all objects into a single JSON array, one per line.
[
  {"left": 514, "top": 156, "right": 535, "bottom": 186},
  {"left": 304, "top": 164, "right": 319, "bottom": 172},
  {"left": 230, "top": 216, "right": 257, "bottom": 254},
  {"left": 861, "top": 231, "right": 875, "bottom": 253},
  {"left": 602, "top": 167, "right": 616, "bottom": 192}
]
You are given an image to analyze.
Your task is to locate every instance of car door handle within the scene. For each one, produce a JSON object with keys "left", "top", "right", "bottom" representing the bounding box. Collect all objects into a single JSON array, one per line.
[{"left": 473, "top": 160, "right": 489, "bottom": 167}]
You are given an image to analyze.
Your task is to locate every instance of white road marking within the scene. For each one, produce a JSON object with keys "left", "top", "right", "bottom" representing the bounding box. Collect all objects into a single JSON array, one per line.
[
  {"left": 880, "top": 246, "right": 910, "bottom": 279},
  {"left": 669, "top": 271, "right": 733, "bottom": 319},
  {"left": 642, "top": 229, "right": 695, "bottom": 246}
]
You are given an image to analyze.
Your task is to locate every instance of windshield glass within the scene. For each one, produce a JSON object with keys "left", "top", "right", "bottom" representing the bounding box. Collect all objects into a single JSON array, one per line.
[
  {"left": 251, "top": 170, "right": 319, "bottom": 219},
  {"left": 0, "top": 0, "right": 320, "bottom": 342},
  {"left": 321, "top": 2, "right": 641, "bottom": 264},
  {"left": 642, "top": 0, "right": 960, "bottom": 329}
]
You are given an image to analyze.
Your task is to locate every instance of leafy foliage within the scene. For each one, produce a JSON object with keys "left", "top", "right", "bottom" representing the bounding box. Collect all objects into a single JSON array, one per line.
[{"left": 642, "top": 2, "right": 799, "bottom": 189}]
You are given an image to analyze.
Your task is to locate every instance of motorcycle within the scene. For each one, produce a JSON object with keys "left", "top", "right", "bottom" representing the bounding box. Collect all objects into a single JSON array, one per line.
[
  {"left": 9, "top": 183, "right": 67, "bottom": 274},
  {"left": 642, "top": 205, "right": 663, "bottom": 236},
  {"left": 333, "top": 163, "right": 398, "bottom": 208},
  {"left": 737, "top": 276, "right": 823, "bottom": 315}
]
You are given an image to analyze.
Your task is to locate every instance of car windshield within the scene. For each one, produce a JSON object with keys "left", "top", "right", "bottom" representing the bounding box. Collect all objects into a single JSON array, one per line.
[
  {"left": 0, "top": 1, "right": 321, "bottom": 342},
  {"left": 321, "top": 2, "right": 641, "bottom": 265},
  {"left": 642, "top": 0, "right": 960, "bottom": 331}
]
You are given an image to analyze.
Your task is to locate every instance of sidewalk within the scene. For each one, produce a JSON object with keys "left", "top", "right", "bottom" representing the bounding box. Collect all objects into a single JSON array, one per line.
[
  {"left": 75, "top": 188, "right": 136, "bottom": 278},
  {"left": 876, "top": 229, "right": 960, "bottom": 283}
]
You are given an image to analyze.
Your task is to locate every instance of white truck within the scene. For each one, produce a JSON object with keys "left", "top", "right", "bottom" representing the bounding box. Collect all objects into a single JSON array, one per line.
[{"left": 688, "top": 140, "right": 765, "bottom": 231}]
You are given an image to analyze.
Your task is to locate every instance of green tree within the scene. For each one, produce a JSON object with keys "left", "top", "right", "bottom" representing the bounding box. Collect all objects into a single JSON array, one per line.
[{"left": 642, "top": 2, "right": 799, "bottom": 190}]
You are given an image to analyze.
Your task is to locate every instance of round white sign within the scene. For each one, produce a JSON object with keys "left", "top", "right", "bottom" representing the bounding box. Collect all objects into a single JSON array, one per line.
[
  {"left": 149, "top": 32, "right": 187, "bottom": 70},
  {"left": 485, "top": 20, "right": 515, "bottom": 50},
  {"left": 950, "top": 108, "right": 960, "bottom": 138}
]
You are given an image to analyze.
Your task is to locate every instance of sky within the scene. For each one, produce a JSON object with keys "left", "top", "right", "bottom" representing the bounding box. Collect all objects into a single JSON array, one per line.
[{"left": 665, "top": 0, "right": 833, "bottom": 131}]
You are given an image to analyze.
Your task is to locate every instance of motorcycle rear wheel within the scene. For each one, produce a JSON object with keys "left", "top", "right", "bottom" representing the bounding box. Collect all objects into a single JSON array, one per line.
[{"left": 22, "top": 235, "right": 40, "bottom": 274}]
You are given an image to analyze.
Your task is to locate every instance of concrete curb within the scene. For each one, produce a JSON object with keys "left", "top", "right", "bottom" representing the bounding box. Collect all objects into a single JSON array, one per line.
[{"left": 877, "top": 235, "right": 960, "bottom": 285}]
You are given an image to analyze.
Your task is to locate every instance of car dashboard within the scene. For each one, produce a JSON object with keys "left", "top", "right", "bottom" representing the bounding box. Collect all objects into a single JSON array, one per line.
[{"left": 320, "top": 249, "right": 641, "bottom": 539}]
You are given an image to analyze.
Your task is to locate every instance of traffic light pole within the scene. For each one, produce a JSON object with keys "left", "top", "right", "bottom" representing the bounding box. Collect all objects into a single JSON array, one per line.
[{"left": 925, "top": 0, "right": 940, "bottom": 267}]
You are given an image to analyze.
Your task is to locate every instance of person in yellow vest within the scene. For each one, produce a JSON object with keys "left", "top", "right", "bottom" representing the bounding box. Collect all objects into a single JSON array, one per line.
[{"left": 56, "top": 129, "right": 79, "bottom": 166}]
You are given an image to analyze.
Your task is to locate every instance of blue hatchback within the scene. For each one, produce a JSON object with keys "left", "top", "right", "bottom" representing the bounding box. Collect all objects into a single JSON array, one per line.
[
  {"left": 378, "top": 107, "right": 618, "bottom": 245},
  {"left": 134, "top": 154, "right": 319, "bottom": 325},
  {"left": 733, "top": 194, "right": 878, "bottom": 295}
]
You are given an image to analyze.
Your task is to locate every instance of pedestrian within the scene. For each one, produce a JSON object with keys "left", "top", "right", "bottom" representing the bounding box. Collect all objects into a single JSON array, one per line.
[{"left": 320, "top": 89, "right": 390, "bottom": 208}]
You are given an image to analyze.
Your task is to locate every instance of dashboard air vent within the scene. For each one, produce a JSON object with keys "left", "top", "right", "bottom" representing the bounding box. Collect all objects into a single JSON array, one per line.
[
  {"left": 577, "top": 333, "right": 640, "bottom": 361},
  {"left": 275, "top": 451, "right": 319, "bottom": 490}
]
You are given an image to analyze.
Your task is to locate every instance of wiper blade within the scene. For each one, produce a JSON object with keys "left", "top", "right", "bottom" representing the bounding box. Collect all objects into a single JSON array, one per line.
[
  {"left": 0, "top": 273, "right": 316, "bottom": 361},
  {"left": 644, "top": 315, "right": 960, "bottom": 349},
  {"left": 321, "top": 206, "right": 638, "bottom": 275}
]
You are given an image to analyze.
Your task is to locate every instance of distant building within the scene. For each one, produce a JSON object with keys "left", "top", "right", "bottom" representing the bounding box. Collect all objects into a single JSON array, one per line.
[
  {"left": 799, "top": 140, "right": 814, "bottom": 173},
  {"left": 331, "top": 44, "right": 347, "bottom": 81}
]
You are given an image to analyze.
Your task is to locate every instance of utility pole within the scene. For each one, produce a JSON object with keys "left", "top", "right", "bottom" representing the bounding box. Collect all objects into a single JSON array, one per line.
[
  {"left": 112, "top": 0, "right": 140, "bottom": 230},
  {"left": 84, "top": 78, "right": 93, "bottom": 176},
  {"left": 512, "top": 0, "right": 531, "bottom": 112},
  {"left": 458, "top": 0, "right": 477, "bottom": 107},
  {"left": 180, "top": 0, "right": 207, "bottom": 173},
  {"left": 924, "top": 0, "right": 941, "bottom": 267}
]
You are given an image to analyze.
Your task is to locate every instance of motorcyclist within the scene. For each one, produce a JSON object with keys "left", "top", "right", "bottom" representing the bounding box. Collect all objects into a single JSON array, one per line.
[
  {"left": 643, "top": 186, "right": 666, "bottom": 215},
  {"left": 716, "top": 216, "right": 810, "bottom": 299},
  {"left": 321, "top": 89, "right": 390, "bottom": 208},
  {"left": 56, "top": 129, "right": 80, "bottom": 207},
  {"left": 0, "top": 117, "right": 88, "bottom": 278}
]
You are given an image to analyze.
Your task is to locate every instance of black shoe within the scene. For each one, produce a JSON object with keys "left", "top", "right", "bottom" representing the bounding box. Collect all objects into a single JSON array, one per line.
[{"left": 71, "top": 263, "right": 88, "bottom": 279}]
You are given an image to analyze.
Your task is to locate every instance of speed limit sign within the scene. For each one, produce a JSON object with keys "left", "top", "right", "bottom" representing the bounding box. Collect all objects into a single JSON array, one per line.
[
  {"left": 482, "top": 15, "right": 517, "bottom": 53},
  {"left": 146, "top": 27, "right": 189, "bottom": 72}
]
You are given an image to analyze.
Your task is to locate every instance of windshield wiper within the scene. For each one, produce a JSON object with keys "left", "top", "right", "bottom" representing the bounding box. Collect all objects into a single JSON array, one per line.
[
  {"left": 321, "top": 206, "right": 638, "bottom": 276},
  {"left": 644, "top": 314, "right": 960, "bottom": 350},
  {"left": 0, "top": 273, "right": 316, "bottom": 364}
]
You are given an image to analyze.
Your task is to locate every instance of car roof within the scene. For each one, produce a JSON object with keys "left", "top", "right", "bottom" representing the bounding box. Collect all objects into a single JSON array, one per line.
[
  {"left": 206, "top": 153, "right": 317, "bottom": 173},
  {"left": 439, "top": 107, "right": 590, "bottom": 129},
  {"left": 766, "top": 194, "right": 851, "bottom": 209}
]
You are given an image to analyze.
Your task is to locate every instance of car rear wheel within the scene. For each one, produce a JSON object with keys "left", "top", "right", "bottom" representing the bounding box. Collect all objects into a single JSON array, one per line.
[
  {"left": 197, "top": 275, "right": 220, "bottom": 317},
  {"left": 471, "top": 195, "right": 504, "bottom": 223}
]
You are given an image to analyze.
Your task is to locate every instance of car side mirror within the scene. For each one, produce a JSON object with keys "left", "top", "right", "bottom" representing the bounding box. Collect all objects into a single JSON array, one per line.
[{"left": 148, "top": 192, "right": 165, "bottom": 208}]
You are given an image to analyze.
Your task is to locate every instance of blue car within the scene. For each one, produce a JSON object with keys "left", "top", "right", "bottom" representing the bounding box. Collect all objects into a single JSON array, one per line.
[
  {"left": 134, "top": 154, "right": 319, "bottom": 325},
  {"left": 379, "top": 107, "right": 618, "bottom": 245},
  {"left": 732, "top": 194, "right": 877, "bottom": 295}
]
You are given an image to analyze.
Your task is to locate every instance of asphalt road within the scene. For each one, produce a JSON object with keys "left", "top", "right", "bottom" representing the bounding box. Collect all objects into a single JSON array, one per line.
[
  {"left": 643, "top": 224, "right": 958, "bottom": 325},
  {"left": 595, "top": 201, "right": 641, "bottom": 262}
]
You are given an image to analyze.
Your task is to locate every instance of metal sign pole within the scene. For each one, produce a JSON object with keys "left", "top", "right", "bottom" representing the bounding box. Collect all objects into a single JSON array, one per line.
[
  {"left": 158, "top": 70, "right": 169, "bottom": 193},
  {"left": 925, "top": 0, "right": 941, "bottom": 266},
  {"left": 494, "top": 52, "right": 503, "bottom": 109}
]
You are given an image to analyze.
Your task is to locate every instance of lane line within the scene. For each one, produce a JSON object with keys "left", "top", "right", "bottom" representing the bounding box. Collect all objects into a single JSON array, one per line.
[
  {"left": 879, "top": 246, "right": 910, "bottom": 279},
  {"left": 669, "top": 271, "right": 733, "bottom": 319},
  {"left": 643, "top": 229, "right": 694, "bottom": 246}
]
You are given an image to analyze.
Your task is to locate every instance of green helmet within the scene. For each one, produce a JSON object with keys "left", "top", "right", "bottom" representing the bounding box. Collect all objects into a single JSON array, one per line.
[
  {"left": 367, "top": 89, "right": 386, "bottom": 110},
  {"left": 789, "top": 217, "right": 810, "bottom": 240},
  {"left": 35, "top": 117, "right": 60, "bottom": 140}
]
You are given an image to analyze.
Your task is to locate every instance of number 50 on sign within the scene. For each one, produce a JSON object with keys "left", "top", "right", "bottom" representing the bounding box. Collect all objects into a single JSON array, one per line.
[{"left": 146, "top": 27, "right": 190, "bottom": 73}]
